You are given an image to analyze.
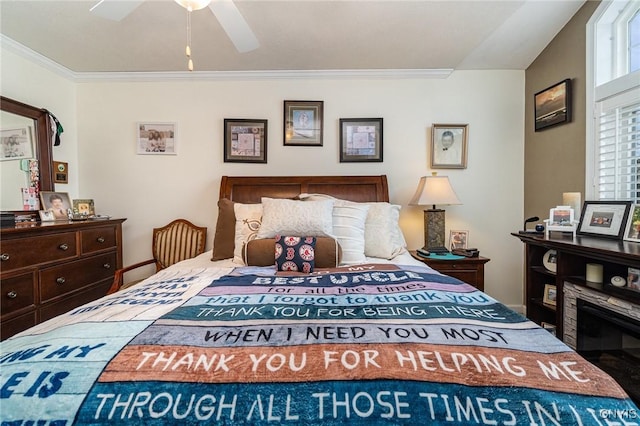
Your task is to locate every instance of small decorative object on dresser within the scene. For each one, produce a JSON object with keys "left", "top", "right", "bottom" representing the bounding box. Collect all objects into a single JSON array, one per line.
[
  {"left": 577, "top": 201, "right": 632, "bottom": 239},
  {"left": 430, "top": 124, "right": 468, "bottom": 169},
  {"left": 73, "top": 199, "right": 95, "bottom": 216},
  {"left": 283, "top": 100, "right": 323, "bottom": 146},
  {"left": 223, "top": 119, "right": 267, "bottom": 163},
  {"left": 339, "top": 118, "right": 383, "bottom": 162},
  {"left": 39, "top": 191, "right": 72, "bottom": 221},
  {"left": 544, "top": 205, "right": 578, "bottom": 238}
]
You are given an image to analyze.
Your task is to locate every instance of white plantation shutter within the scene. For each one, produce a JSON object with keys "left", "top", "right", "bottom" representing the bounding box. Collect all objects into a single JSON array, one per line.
[{"left": 595, "top": 88, "right": 640, "bottom": 203}]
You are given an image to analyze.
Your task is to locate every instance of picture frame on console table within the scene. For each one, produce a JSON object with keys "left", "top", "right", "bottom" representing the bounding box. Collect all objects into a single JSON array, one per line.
[
  {"left": 577, "top": 201, "right": 632, "bottom": 239},
  {"left": 339, "top": 118, "right": 383, "bottom": 162},
  {"left": 223, "top": 119, "right": 267, "bottom": 163},
  {"left": 623, "top": 204, "right": 640, "bottom": 242}
]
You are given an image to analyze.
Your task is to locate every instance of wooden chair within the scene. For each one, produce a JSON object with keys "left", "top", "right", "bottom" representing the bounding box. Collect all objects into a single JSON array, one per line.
[{"left": 107, "top": 219, "right": 207, "bottom": 294}]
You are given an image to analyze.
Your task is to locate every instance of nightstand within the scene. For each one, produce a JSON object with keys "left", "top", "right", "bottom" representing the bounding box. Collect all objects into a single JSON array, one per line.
[{"left": 410, "top": 250, "right": 490, "bottom": 291}]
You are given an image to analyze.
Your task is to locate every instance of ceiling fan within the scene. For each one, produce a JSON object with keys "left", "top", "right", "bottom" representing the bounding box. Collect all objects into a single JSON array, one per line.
[{"left": 89, "top": 0, "right": 259, "bottom": 53}]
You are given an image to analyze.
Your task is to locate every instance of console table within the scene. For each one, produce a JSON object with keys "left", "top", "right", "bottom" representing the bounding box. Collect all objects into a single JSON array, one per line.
[{"left": 513, "top": 232, "right": 640, "bottom": 340}]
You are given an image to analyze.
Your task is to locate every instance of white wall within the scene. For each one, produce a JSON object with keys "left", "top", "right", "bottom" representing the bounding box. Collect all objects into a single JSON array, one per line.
[
  {"left": 75, "top": 72, "right": 525, "bottom": 308},
  {"left": 0, "top": 47, "right": 78, "bottom": 197},
  {"left": 1, "top": 43, "right": 525, "bottom": 308}
]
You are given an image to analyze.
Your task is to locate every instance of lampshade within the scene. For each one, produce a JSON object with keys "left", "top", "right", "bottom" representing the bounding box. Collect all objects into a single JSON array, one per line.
[
  {"left": 410, "top": 173, "right": 461, "bottom": 252},
  {"left": 409, "top": 174, "right": 461, "bottom": 208},
  {"left": 175, "top": 0, "right": 211, "bottom": 11}
]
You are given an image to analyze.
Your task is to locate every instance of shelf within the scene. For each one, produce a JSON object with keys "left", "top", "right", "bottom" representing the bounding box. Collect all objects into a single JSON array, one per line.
[
  {"left": 531, "top": 298, "right": 557, "bottom": 312},
  {"left": 531, "top": 265, "right": 555, "bottom": 277}
]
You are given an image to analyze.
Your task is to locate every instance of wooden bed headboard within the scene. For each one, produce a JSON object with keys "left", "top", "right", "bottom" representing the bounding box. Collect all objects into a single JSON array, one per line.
[{"left": 219, "top": 175, "right": 389, "bottom": 203}]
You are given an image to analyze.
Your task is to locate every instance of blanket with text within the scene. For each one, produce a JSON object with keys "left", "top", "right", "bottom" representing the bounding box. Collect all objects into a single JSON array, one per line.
[{"left": 1, "top": 263, "right": 638, "bottom": 425}]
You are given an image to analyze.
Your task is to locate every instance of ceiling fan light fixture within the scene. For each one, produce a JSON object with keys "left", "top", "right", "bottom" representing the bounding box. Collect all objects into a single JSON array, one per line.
[{"left": 174, "top": 0, "right": 212, "bottom": 11}]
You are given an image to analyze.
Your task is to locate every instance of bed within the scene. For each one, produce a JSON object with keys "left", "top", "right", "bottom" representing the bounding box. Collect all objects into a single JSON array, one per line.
[{"left": 2, "top": 175, "right": 638, "bottom": 425}]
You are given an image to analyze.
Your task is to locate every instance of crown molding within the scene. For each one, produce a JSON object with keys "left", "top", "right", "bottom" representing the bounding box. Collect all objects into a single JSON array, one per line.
[
  {"left": 2, "top": 35, "right": 453, "bottom": 82},
  {"left": 1, "top": 34, "right": 76, "bottom": 81}
]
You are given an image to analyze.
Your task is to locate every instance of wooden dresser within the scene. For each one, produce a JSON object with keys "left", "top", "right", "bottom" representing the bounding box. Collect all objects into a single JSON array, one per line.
[{"left": 0, "top": 218, "right": 125, "bottom": 340}]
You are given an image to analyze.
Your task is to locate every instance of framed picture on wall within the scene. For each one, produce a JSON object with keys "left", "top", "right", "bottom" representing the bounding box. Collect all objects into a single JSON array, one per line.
[
  {"left": 339, "top": 118, "right": 383, "bottom": 162},
  {"left": 534, "top": 79, "right": 572, "bottom": 131},
  {"left": 430, "top": 124, "right": 468, "bottom": 169},
  {"left": 137, "top": 122, "right": 177, "bottom": 155},
  {"left": 223, "top": 119, "right": 268, "bottom": 163},
  {"left": 283, "top": 100, "right": 323, "bottom": 146}
]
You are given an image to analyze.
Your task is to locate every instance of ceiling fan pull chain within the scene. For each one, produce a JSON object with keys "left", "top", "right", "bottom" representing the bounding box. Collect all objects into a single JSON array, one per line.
[{"left": 186, "top": 6, "right": 194, "bottom": 71}]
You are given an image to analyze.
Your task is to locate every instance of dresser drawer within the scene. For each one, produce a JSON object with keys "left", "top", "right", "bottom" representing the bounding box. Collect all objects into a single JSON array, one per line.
[
  {"left": 39, "top": 252, "right": 117, "bottom": 303},
  {"left": 0, "top": 232, "right": 77, "bottom": 271},
  {"left": 81, "top": 226, "right": 117, "bottom": 254},
  {"left": 40, "top": 280, "right": 112, "bottom": 321},
  {"left": 1, "top": 271, "right": 36, "bottom": 315},
  {"left": 1, "top": 310, "right": 37, "bottom": 340}
]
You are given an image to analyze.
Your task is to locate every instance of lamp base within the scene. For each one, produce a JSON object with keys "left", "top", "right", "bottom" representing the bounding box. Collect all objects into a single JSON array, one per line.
[{"left": 423, "top": 208, "right": 446, "bottom": 251}]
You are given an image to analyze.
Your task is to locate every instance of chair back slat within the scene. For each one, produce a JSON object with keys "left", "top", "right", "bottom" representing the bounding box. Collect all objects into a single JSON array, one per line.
[{"left": 152, "top": 219, "right": 207, "bottom": 271}]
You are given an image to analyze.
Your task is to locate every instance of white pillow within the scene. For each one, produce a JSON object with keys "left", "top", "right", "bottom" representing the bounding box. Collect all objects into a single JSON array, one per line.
[
  {"left": 332, "top": 200, "right": 370, "bottom": 264},
  {"left": 256, "top": 197, "right": 334, "bottom": 239},
  {"left": 299, "top": 193, "right": 407, "bottom": 259},
  {"left": 364, "top": 202, "right": 407, "bottom": 259},
  {"left": 233, "top": 203, "right": 263, "bottom": 264}
]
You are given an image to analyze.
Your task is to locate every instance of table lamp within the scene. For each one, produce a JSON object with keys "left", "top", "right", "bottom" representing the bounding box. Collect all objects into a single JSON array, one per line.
[{"left": 409, "top": 173, "right": 462, "bottom": 253}]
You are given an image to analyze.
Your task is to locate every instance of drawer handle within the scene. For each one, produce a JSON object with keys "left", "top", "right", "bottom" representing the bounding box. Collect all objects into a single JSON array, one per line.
[
  {"left": 56, "top": 277, "right": 66, "bottom": 285},
  {"left": 58, "top": 243, "right": 69, "bottom": 251},
  {"left": 7, "top": 291, "right": 17, "bottom": 299},
  {"left": 103, "top": 263, "right": 111, "bottom": 269},
  {"left": 0, "top": 253, "right": 9, "bottom": 261},
  {"left": 97, "top": 237, "right": 105, "bottom": 243}
]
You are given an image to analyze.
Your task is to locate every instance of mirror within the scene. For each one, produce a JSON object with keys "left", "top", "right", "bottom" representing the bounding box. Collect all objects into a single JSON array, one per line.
[{"left": 0, "top": 96, "right": 53, "bottom": 212}]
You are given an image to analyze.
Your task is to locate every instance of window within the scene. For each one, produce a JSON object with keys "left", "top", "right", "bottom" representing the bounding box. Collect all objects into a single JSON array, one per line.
[{"left": 587, "top": 0, "right": 640, "bottom": 203}]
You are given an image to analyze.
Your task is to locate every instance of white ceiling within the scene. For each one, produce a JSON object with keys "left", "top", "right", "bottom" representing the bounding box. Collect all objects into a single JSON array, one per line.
[{"left": 0, "top": 0, "right": 585, "bottom": 75}]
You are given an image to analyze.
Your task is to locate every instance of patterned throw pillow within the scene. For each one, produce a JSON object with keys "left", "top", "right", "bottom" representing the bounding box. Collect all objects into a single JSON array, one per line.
[{"left": 275, "top": 236, "right": 316, "bottom": 272}]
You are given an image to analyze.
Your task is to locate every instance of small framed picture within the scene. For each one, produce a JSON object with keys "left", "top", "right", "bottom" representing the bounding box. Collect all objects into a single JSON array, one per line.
[
  {"left": 430, "top": 124, "right": 468, "bottom": 169},
  {"left": 577, "top": 201, "right": 632, "bottom": 239},
  {"left": 73, "top": 199, "right": 95, "bottom": 216},
  {"left": 449, "top": 230, "right": 468, "bottom": 250},
  {"left": 339, "top": 118, "right": 383, "bottom": 162},
  {"left": 283, "top": 100, "right": 323, "bottom": 146},
  {"left": 137, "top": 122, "right": 177, "bottom": 155},
  {"left": 543, "top": 284, "right": 557, "bottom": 306},
  {"left": 624, "top": 204, "right": 640, "bottom": 242},
  {"left": 1, "top": 127, "right": 33, "bottom": 160},
  {"left": 628, "top": 267, "right": 640, "bottom": 291},
  {"left": 38, "top": 210, "right": 55, "bottom": 222},
  {"left": 223, "top": 119, "right": 267, "bottom": 163},
  {"left": 534, "top": 79, "right": 572, "bottom": 131},
  {"left": 549, "top": 206, "right": 574, "bottom": 226},
  {"left": 39, "top": 191, "right": 72, "bottom": 221}
]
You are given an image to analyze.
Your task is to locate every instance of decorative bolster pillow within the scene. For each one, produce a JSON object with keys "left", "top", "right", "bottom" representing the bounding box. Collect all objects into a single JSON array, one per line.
[{"left": 244, "top": 237, "right": 342, "bottom": 268}]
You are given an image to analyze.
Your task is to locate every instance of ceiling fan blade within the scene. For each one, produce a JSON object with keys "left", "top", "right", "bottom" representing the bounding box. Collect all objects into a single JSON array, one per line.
[
  {"left": 90, "top": 0, "right": 144, "bottom": 21},
  {"left": 208, "top": 0, "right": 259, "bottom": 53}
]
